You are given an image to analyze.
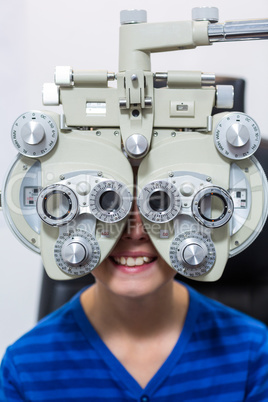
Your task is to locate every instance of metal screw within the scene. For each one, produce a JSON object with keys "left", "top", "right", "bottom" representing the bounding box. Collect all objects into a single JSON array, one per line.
[
  {"left": 23, "top": 165, "right": 28, "bottom": 171},
  {"left": 206, "top": 177, "right": 212, "bottom": 182},
  {"left": 96, "top": 131, "right": 101, "bottom": 136},
  {"left": 245, "top": 167, "right": 249, "bottom": 173},
  {"left": 153, "top": 131, "right": 158, "bottom": 137},
  {"left": 31, "top": 238, "right": 36, "bottom": 244},
  {"left": 235, "top": 240, "right": 239, "bottom": 246},
  {"left": 171, "top": 132, "right": 176, "bottom": 137},
  {"left": 131, "top": 74, "right": 138, "bottom": 81},
  {"left": 169, "top": 172, "right": 174, "bottom": 177},
  {"left": 98, "top": 171, "right": 103, "bottom": 177},
  {"left": 60, "top": 175, "right": 65, "bottom": 180},
  {"left": 114, "top": 131, "right": 119, "bottom": 136}
]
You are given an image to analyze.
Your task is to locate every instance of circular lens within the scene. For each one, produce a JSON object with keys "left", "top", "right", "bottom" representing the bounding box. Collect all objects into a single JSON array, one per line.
[
  {"left": 198, "top": 193, "right": 226, "bottom": 221},
  {"left": 44, "top": 191, "right": 72, "bottom": 220},
  {"left": 192, "top": 186, "right": 233, "bottom": 228},
  {"left": 36, "top": 184, "right": 79, "bottom": 226},
  {"left": 99, "top": 190, "right": 121, "bottom": 212},
  {"left": 149, "top": 190, "right": 170, "bottom": 212},
  {"left": 89, "top": 180, "right": 132, "bottom": 223},
  {"left": 138, "top": 180, "right": 181, "bottom": 223}
]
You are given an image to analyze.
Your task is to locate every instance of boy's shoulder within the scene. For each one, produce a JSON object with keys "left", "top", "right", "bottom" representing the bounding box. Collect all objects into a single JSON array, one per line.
[
  {"left": 187, "top": 284, "right": 268, "bottom": 338},
  {"left": 8, "top": 292, "right": 81, "bottom": 355}
]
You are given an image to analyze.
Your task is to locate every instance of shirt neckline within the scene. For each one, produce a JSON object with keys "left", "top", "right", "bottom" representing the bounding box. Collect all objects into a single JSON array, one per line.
[{"left": 71, "top": 283, "right": 200, "bottom": 398}]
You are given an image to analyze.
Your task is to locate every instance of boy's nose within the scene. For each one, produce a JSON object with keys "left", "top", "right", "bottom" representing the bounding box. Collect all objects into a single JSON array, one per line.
[{"left": 121, "top": 201, "right": 150, "bottom": 242}]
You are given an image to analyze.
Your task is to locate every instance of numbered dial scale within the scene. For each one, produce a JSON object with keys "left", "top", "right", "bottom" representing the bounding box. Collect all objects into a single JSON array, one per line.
[
  {"left": 169, "top": 231, "right": 216, "bottom": 278},
  {"left": 54, "top": 229, "right": 101, "bottom": 276},
  {"left": 89, "top": 180, "right": 133, "bottom": 223},
  {"left": 11, "top": 111, "right": 58, "bottom": 157},
  {"left": 214, "top": 112, "right": 261, "bottom": 160}
]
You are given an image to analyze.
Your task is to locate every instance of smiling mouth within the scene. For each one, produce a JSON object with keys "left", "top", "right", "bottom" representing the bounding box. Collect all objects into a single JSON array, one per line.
[{"left": 111, "top": 256, "right": 156, "bottom": 267}]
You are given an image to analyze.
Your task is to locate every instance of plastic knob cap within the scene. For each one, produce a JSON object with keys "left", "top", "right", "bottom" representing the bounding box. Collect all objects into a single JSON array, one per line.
[
  {"left": 120, "top": 10, "right": 147, "bottom": 25},
  {"left": 215, "top": 85, "right": 234, "bottom": 109},
  {"left": 42, "top": 83, "right": 60, "bottom": 106},
  {"left": 54, "top": 66, "right": 73, "bottom": 86},
  {"left": 192, "top": 7, "right": 219, "bottom": 23}
]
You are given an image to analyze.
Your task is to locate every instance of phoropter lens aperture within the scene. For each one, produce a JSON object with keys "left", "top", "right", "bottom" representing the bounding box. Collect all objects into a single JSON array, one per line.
[
  {"left": 138, "top": 180, "right": 181, "bottom": 223},
  {"left": 44, "top": 190, "right": 72, "bottom": 220},
  {"left": 36, "top": 184, "right": 79, "bottom": 226},
  {"left": 149, "top": 190, "right": 170, "bottom": 212},
  {"left": 99, "top": 190, "right": 121, "bottom": 212},
  {"left": 90, "top": 180, "right": 132, "bottom": 223}
]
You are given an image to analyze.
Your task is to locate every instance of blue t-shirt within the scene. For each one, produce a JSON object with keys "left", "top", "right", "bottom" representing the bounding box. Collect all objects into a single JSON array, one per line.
[{"left": 1, "top": 284, "right": 268, "bottom": 401}]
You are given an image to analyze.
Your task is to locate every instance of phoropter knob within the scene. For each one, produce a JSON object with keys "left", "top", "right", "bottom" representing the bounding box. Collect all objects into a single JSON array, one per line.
[
  {"left": 226, "top": 123, "right": 250, "bottom": 147},
  {"left": 169, "top": 231, "right": 216, "bottom": 278},
  {"left": 54, "top": 229, "right": 101, "bottom": 276},
  {"left": 21, "top": 121, "right": 45, "bottom": 145},
  {"left": 11, "top": 111, "right": 58, "bottom": 157},
  {"left": 120, "top": 10, "right": 147, "bottom": 25},
  {"left": 192, "top": 7, "right": 219, "bottom": 23},
  {"left": 214, "top": 112, "right": 261, "bottom": 160},
  {"left": 61, "top": 237, "right": 89, "bottom": 267},
  {"left": 182, "top": 243, "right": 207, "bottom": 267}
]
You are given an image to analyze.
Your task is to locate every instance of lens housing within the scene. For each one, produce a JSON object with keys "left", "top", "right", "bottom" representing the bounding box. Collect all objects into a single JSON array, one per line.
[
  {"left": 89, "top": 180, "right": 132, "bottom": 223},
  {"left": 36, "top": 184, "right": 79, "bottom": 226},
  {"left": 138, "top": 180, "right": 181, "bottom": 223},
  {"left": 192, "top": 186, "right": 233, "bottom": 228}
]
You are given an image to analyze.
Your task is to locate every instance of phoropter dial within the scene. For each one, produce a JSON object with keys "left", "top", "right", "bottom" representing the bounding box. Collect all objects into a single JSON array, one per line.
[
  {"left": 214, "top": 112, "right": 261, "bottom": 160},
  {"left": 11, "top": 111, "right": 58, "bottom": 157},
  {"left": 138, "top": 180, "right": 181, "bottom": 223},
  {"left": 89, "top": 180, "right": 132, "bottom": 223},
  {"left": 192, "top": 186, "right": 233, "bottom": 228},
  {"left": 54, "top": 229, "right": 101, "bottom": 276},
  {"left": 36, "top": 184, "right": 79, "bottom": 226},
  {"left": 169, "top": 231, "right": 216, "bottom": 278}
]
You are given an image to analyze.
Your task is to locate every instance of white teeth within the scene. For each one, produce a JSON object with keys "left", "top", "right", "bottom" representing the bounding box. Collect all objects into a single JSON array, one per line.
[
  {"left": 143, "top": 257, "right": 151, "bottom": 263},
  {"left": 126, "top": 257, "right": 135, "bottom": 267},
  {"left": 114, "top": 256, "right": 154, "bottom": 266},
  {"left": 135, "top": 257, "right": 144, "bottom": 266}
]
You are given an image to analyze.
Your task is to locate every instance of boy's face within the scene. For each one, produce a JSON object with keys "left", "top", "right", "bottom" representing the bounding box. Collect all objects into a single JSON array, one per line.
[{"left": 91, "top": 198, "right": 176, "bottom": 299}]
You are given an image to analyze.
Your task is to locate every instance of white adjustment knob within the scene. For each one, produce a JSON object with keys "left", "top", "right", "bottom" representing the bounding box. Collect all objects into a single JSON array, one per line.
[
  {"left": 120, "top": 10, "right": 147, "bottom": 25},
  {"left": 192, "top": 7, "right": 219, "bottom": 23},
  {"left": 215, "top": 85, "right": 234, "bottom": 109},
  {"left": 54, "top": 66, "right": 73, "bottom": 86},
  {"left": 180, "top": 182, "right": 195, "bottom": 197},
  {"left": 125, "top": 134, "right": 148, "bottom": 158},
  {"left": 76, "top": 181, "right": 91, "bottom": 196},
  {"left": 42, "top": 83, "right": 60, "bottom": 106}
]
